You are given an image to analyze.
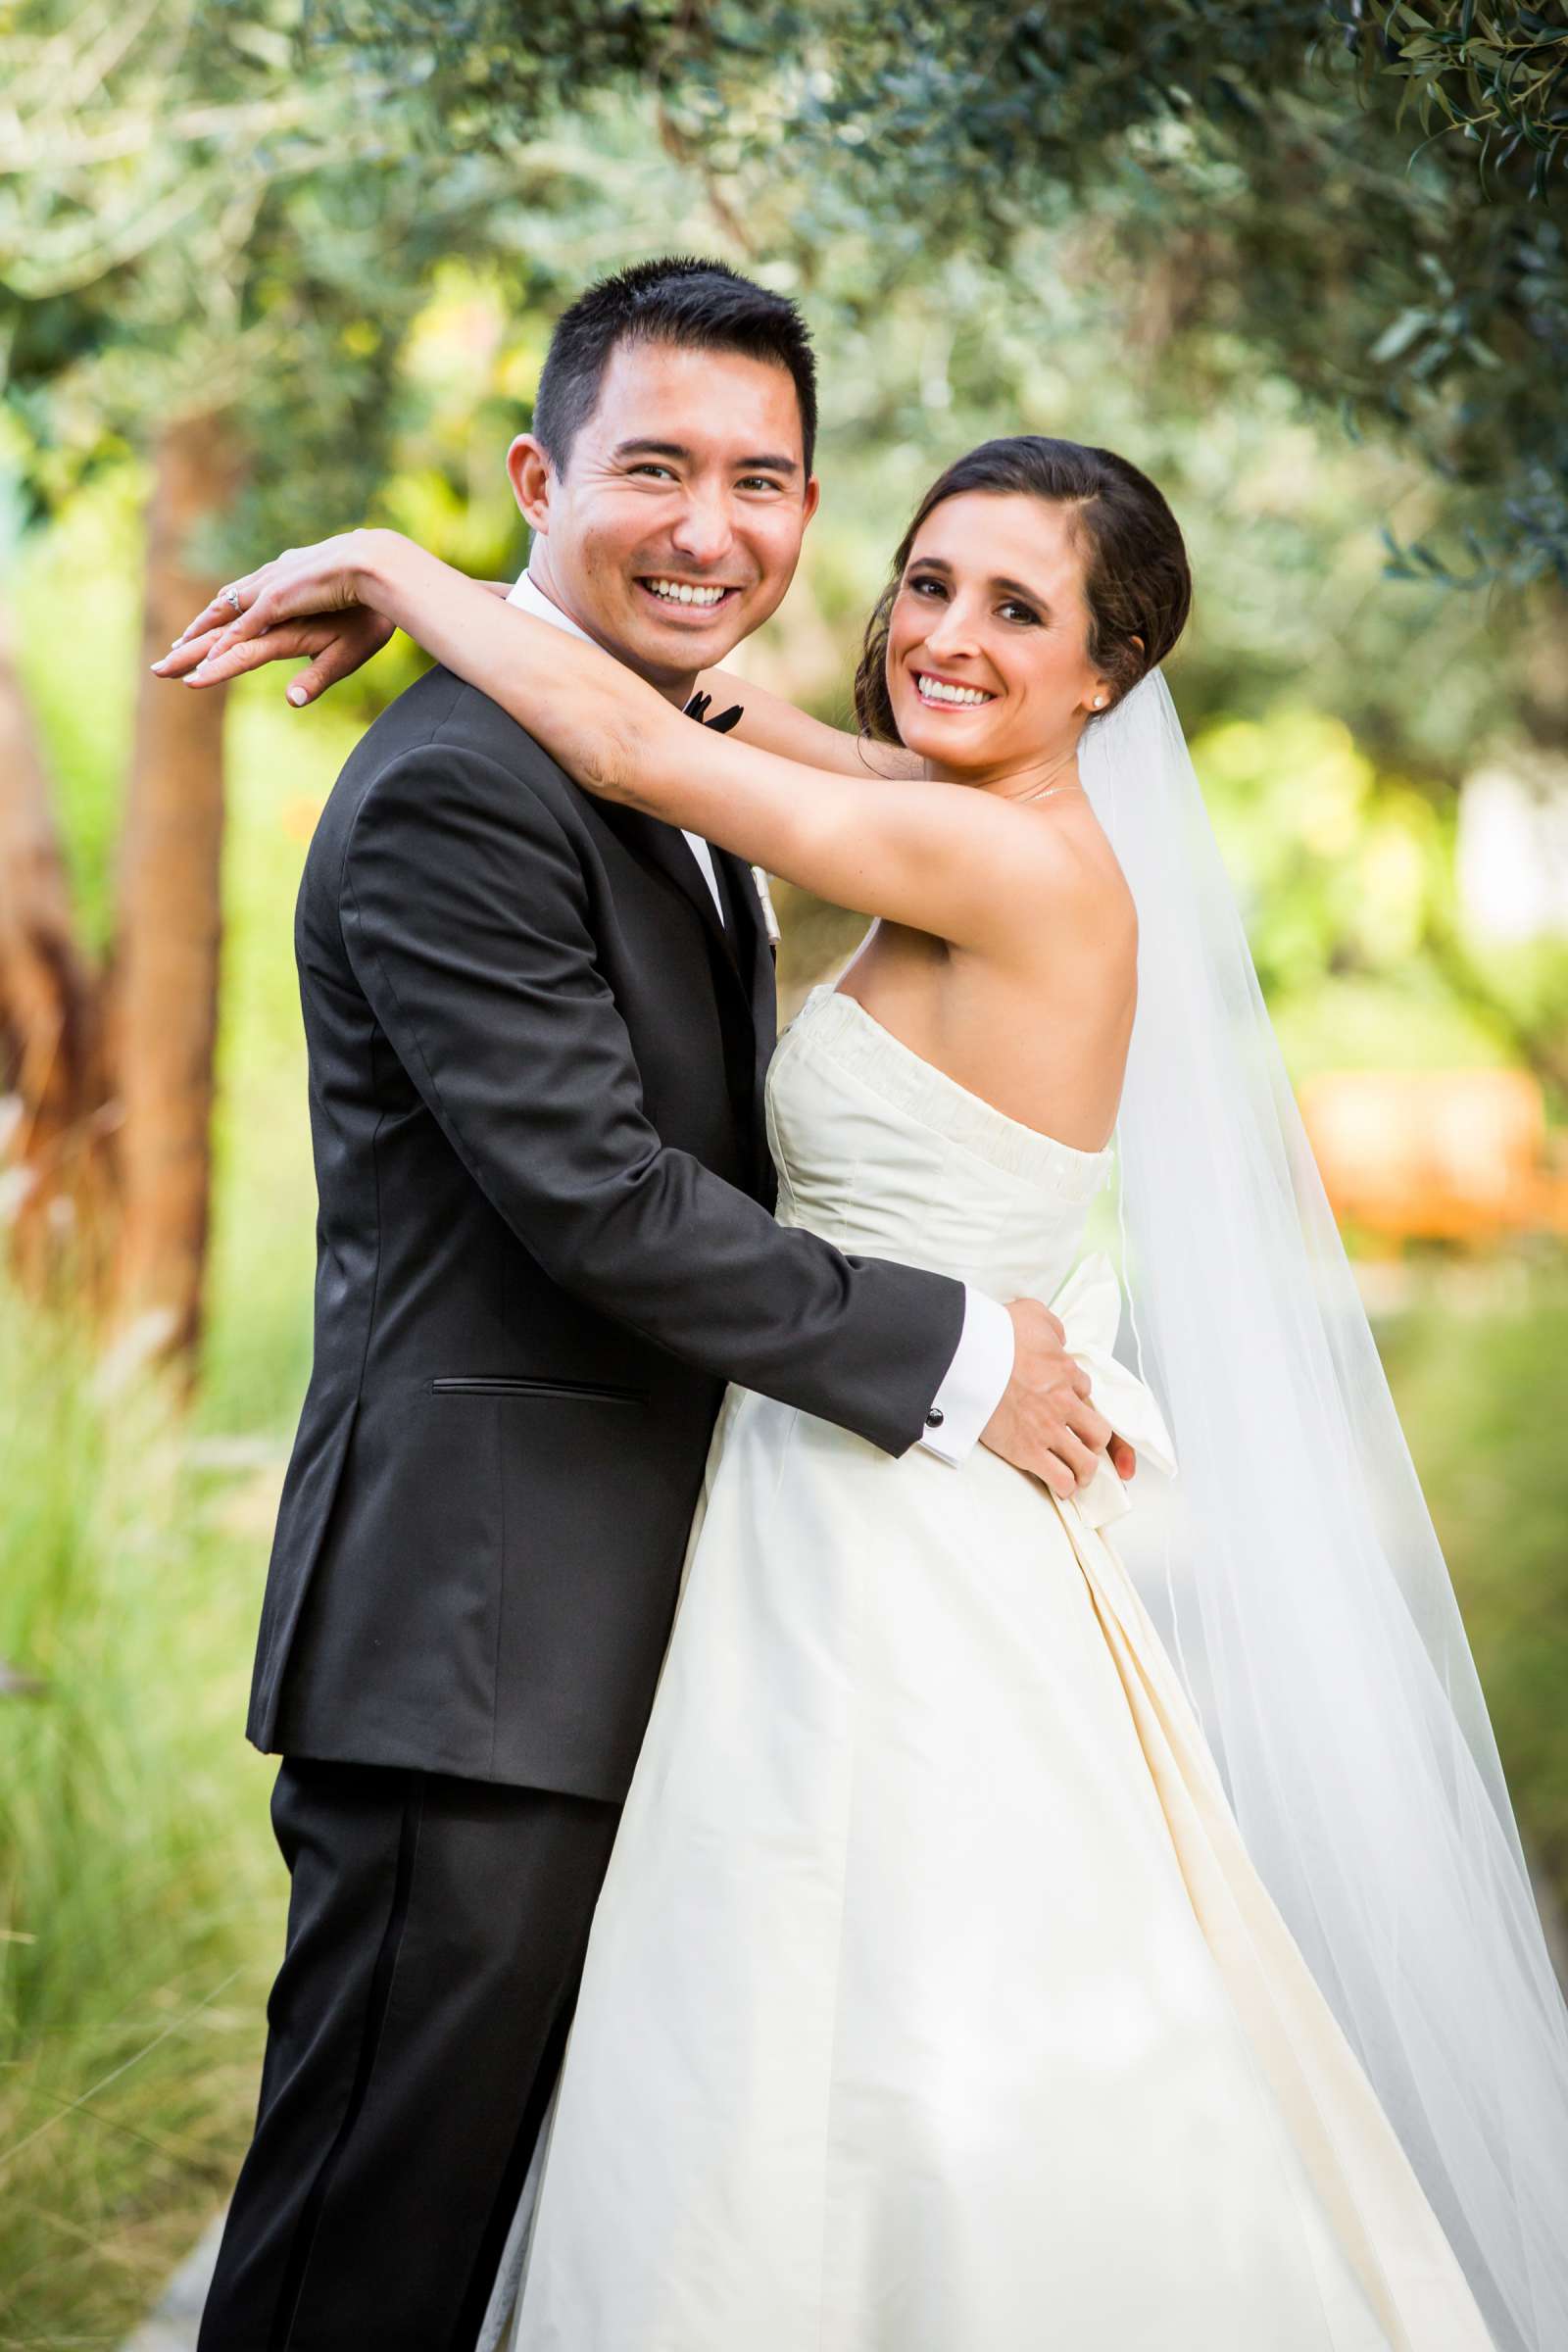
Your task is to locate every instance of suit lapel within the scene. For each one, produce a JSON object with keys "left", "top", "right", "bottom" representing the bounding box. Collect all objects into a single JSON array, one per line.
[
  {"left": 600, "top": 804, "right": 741, "bottom": 978},
  {"left": 712, "top": 849, "right": 778, "bottom": 1193},
  {"left": 712, "top": 850, "right": 773, "bottom": 1017},
  {"left": 592, "top": 801, "right": 776, "bottom": 1192}
]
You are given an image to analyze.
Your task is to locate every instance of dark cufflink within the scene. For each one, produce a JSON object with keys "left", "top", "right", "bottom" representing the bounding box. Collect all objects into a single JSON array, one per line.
[{"left": 924, "top": 1405, "right": 946, "bottom": 1430}]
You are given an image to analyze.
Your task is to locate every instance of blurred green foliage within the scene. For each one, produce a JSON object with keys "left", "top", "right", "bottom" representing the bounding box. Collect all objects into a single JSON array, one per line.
[
  {"left": 320, "top": 0, "right": 1568, "bottom": 587},
  {"left": 2, "top": 3, "right": 667, "bottom": 562},
  {"left": 8, "top": 2, "right": 1567, "bottom": 591}
]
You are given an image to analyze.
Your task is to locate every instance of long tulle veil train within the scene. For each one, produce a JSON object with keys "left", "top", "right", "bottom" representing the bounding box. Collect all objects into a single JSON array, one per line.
[{"left": 1082, "top": 670, "right": 1568, "bottom": 2352}]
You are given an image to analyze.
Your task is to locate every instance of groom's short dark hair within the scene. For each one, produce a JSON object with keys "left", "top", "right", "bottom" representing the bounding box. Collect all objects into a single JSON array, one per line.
[{"left": 533, "top": 257, "right": 818, "bottom": 478}]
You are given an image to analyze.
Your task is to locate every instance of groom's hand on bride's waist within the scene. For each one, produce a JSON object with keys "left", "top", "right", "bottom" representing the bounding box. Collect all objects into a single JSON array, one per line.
[{"left": 980, "top": 1300, "right": 1135, "bottom": 1499}]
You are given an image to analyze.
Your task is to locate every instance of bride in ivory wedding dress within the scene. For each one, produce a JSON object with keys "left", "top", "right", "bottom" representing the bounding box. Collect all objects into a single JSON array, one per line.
[{"left": 172, "top": 437, "right": 1568, "bottom": 2350}]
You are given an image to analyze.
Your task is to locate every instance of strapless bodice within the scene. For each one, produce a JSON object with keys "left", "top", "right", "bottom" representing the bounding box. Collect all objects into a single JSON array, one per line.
[{"left": 765, "top": 985, "right": 1113, "bottom": 1302}]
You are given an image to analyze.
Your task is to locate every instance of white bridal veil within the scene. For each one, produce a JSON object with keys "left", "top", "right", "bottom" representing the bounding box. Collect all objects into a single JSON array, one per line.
[{"left": 1080, "top": 671, "right": 1568, "bottom": 2352}]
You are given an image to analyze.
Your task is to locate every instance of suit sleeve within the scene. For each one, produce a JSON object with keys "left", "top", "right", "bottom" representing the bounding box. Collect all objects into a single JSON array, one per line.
[{"left": 339, "top": 742, "right": 966, "bottom": 1455}]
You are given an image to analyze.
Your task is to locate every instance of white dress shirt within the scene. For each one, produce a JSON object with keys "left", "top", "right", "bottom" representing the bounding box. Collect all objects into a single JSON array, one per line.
[{"left": 505, "top": 564, "right": 1015, "bottom": 1460}]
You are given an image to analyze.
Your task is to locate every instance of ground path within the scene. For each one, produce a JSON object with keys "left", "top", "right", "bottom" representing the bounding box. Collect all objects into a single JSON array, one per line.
[{"left": 121, "top": 2215, "right": 223, "bottom": 2351}]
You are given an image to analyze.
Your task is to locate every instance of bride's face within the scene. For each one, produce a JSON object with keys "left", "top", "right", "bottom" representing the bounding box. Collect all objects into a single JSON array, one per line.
[{"left": 885, "top": 492, "right": 1111, "bottom": 777}]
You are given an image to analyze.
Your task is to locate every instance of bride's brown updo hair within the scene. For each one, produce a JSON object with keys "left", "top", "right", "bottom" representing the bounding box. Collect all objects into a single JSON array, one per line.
[{"left": 853, "top": 436, "right": 1191, "bottom": 743}]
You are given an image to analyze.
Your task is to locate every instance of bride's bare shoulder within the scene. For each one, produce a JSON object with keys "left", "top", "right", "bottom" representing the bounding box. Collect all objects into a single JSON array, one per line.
[{"left": 986, "top": 797, "right": 1137, "bottom": 956}]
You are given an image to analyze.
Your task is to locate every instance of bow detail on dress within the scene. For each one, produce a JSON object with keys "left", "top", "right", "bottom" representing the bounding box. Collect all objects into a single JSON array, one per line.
[{"left": 1046, "top": 1251, "right": 1177, "bottom": 1530}]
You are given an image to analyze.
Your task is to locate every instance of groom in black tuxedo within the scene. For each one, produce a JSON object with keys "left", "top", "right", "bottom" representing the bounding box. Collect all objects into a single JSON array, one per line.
[{"left": 198, "top": 258, "right": 1107, "bottom": 2350}]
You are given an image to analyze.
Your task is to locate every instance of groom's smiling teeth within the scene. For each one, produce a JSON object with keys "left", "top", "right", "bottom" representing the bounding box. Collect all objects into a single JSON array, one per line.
[
  {"left": 915, "top": 673, "right": 996, "bottom": 709},
  {"left": 640, "top": 578, "right": 733, "bottom": 609}
]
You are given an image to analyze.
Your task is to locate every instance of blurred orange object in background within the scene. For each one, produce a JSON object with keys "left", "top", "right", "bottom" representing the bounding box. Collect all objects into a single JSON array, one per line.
[{"left": 1298, "top": 1069, "right": 1568, "bottom": 1244}]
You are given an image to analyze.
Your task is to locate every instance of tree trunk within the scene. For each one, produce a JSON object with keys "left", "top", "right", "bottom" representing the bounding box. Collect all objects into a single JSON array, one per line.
[
  {"left": 111, "top": 412, "right": 239, "bottom": 1376},
  {"left": 0, "top": 590, "right": 116, "bottom": 1299}
]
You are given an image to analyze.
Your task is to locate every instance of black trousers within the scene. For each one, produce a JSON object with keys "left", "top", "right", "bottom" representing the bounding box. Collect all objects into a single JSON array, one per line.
[{"left": 198, "top": 1758, "right": 621, "bottom": 2352}]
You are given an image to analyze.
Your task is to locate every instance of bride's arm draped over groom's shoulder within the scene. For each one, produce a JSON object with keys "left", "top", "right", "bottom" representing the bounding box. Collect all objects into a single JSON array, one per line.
[
  {"left": 163, "top": 539, "right": 922, "bottom": 779},
  {"left": 168, "top": 530, "right": 1114, "bottom": 964}
]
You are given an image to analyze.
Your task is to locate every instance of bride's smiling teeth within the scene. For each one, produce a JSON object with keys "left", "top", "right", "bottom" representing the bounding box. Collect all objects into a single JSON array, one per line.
[
  {"left": 915, "top": 672, "right": 996, "bottom": 709},
  {"left": 641, "top": 578, "right": 732, "bottom": 608}
]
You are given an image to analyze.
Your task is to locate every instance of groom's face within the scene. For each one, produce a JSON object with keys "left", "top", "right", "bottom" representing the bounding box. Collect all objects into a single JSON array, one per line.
[{"left": 508, "top": 339, "right": 819, "bottom": 697}]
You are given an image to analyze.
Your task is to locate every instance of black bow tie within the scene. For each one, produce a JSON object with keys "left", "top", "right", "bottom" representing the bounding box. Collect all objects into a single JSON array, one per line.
[{"left": 683, "top": 691, "right": 744, "bottom": 733}]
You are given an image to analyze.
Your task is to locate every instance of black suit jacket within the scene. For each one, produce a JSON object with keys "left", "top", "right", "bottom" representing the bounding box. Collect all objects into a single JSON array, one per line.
[{"left": 248, "top": 665, "right": 966, "bottom": 1799}]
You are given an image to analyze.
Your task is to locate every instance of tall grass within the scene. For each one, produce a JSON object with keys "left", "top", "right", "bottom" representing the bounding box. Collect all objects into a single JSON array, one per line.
[
  {"left": 1380, "top": 1259, "right": 1568, "bottom": 1923},
  {"left": 0, "top": 1284, "right": 283, "bottom": 2347}
]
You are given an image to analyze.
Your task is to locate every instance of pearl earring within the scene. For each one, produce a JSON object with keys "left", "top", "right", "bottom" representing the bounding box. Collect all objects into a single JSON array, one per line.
[{"left": 1093, "top": 696, "right": 1105, "bottom": 710}]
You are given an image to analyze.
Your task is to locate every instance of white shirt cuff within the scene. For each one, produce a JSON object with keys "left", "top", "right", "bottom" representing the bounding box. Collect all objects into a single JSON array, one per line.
[{"left": 917, "top": 1288, "right": 1014, "bottom": 1463}]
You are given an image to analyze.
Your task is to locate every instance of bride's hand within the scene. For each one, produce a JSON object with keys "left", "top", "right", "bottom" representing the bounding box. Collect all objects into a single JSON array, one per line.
[
  {"left": 152, "top": 529, "right": 440, "bottom": 703},
  {"left": 154, "top": 603, "right": 396, "bottom": 705}
]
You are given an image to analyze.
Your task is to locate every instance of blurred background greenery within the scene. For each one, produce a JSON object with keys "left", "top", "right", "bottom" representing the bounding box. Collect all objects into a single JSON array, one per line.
[{"left": 3, "top": 4, "right": 1566, "bottom": 2340}]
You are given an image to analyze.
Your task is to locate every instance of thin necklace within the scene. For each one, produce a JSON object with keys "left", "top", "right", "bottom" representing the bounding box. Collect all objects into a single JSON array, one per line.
[{"left": 1017, "top": 778, "right": 1084, "bottom": 807}]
